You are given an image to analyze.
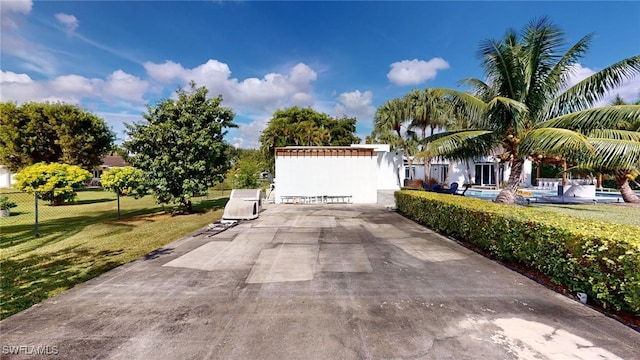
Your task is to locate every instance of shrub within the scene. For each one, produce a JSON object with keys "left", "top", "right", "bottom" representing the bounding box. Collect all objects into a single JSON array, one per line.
[
  {"left": 100, "top": 166, "right": 147, "bottom": 198},
  {"left": 395, "top": 190, "right": 640, "bottom": 315},
  {"left": 13, "top": 163, "right": 91, "bottom": 205}
]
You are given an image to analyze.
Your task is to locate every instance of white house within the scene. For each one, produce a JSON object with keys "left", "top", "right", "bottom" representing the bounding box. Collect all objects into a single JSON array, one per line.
[
  {"left": 274, "top": 144, "right": 403, "bottom": 204},
  {"left": 405, "top": 156, "right": 532, "bottom": 188}
]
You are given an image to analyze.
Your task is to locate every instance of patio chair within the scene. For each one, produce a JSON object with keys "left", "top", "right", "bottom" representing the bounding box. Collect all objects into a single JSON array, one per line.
[{"left": 446, "top": 182, "right": 459, "bottom": 194}]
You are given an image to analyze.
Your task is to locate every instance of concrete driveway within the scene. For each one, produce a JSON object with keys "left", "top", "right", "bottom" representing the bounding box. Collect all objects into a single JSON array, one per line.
[{"left": 1, "top": 204, "right": 638, "bottom": 359}]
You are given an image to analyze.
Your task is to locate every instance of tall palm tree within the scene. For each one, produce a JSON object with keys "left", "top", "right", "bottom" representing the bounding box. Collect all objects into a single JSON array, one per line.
[
  {"left": 373, "top": 98, "right": 416, "bottom": 178},
  {"left": 424, "top": 18, "right": 640, "bottom": 203},
  {"left": 405, "top": 88, "right": 452, "bottom": 181}
]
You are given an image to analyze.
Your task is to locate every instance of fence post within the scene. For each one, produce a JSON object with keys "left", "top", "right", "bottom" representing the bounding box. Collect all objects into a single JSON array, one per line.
[{"left": 34, "top": 192, "right": 39, "bottom": 237}]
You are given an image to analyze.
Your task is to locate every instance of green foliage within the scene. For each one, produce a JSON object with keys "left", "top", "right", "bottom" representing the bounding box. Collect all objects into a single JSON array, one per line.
[
  {"left": 0, "top": 196, "right": 17, "bottom": 210},
  {"left": 418, "top": 19, "right": 640, "bottom": 203},
  {"left": 123, "top": 82, "right": 237, "bottom": 213},
  {"left": 235, "top": 160, "right": 259, "bottom": 189},
  {"left": 13, "top": 163, "right": 92, "bottom": 205},
  {"left": 259, "top": 106, "right": 361, "bottom": 172},
  {"left": 0, "top": 102, "right": 115, "bottom": 171},
  {"left": 100, "top": 166, "right": 147, "bottom": 198},
  {"left": 395, "top": 190, "right": 640, "bottom": 315},
  {"left": 229, "top": 148, "right": 267, "bottom": 189}
]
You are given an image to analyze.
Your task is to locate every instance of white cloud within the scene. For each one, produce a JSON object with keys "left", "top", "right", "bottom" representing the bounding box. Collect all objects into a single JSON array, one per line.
[
  {"left": 333, "top": 90, "right": 375, "bottom": 120},
  {"left": 0, "top": 68, "right": 148, "bottom": 105},
  {"left": 235, "top": 115, "right": 271, "bottom": 149},
  {"left": 103, "top": 70, "right": 149, "bottom": 103},
  {"left": 143, "top": 60, "right": 185, "bottom": 83},
  {"left": 0, "top": 0, "right": 32, "bottom": 30},
  {"left": 143, "top": 59, "right": 318, "bottom": 113},
  {"left": 55, "top": 13, "right": 79, "bottom": 36},
  {"left": 0, "top": 70, "right": 32, "bottom": 84},
  {"left": 387, "top": 58, "right": 450, "bottom": 86}
]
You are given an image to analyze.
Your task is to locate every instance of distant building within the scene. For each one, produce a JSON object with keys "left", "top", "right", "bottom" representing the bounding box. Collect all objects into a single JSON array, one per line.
[{"left": 90, "top": 156, "right": 130, "bottom": 186}]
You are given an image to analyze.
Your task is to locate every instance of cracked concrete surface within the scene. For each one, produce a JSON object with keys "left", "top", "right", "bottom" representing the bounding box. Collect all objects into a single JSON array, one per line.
[{"left": 1, "top": 204, "right": 638, "bottom": 359}]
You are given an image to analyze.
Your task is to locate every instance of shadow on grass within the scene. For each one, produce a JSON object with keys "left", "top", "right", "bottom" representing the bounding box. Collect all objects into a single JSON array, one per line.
[
  {"left": 0, "top": 245, "right": 125, "bottom": 320},
  {"left": 192, "top": 197, "right": 228, "bottom": 213},
  {"left": 72, "top": 198, "right": 116, "bottom": 205},
  {"left": 0, "top": 211, "right": 137, "bottom": 251},
  {"left": 1, "top": 197, "right": 230, "bottom": 250}
]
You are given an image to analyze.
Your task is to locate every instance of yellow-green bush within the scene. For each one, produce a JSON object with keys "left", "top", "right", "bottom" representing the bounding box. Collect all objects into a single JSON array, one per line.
[
  {"left": 395, "top": 190, "right": 640, "bottom": 315},
  {"left": 14, "top": 162, "right": 92, "bottom": 205}
]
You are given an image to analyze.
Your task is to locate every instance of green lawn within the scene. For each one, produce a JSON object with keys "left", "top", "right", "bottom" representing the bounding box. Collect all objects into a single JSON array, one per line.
[
  {"left": 1, "top": 189, "right": 230, "bottom": 319},
  {"left": 530, "top": 203, "right": 640, "bottom": 227}
]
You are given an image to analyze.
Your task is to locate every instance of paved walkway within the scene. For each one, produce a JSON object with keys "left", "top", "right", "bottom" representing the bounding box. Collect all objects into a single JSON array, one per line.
[{"left": 1, "top": 204, "right": 638, "bottom": 359}]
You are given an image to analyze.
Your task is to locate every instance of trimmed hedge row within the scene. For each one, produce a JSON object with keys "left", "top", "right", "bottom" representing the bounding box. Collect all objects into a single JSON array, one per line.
[{"left": 395, "top": 190, "right": 640, "bottom": 315}]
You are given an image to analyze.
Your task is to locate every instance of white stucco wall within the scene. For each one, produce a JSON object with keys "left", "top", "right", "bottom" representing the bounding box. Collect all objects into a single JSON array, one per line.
[
  {"left": 275, "top": 153, "right": 379, "bottom": 204},
  {"left": 0, "top": 165, "right": 16, "bottom": 189},
  {"left": 376, "top": 151, "right": 403, "bottom": 190}
]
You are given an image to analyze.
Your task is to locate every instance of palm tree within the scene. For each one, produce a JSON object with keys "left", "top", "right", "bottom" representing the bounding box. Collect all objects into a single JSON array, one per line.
[
  {"left": 405, "top": 88, "right": 452, "bottom": 181},
  {"left": 567, "top": 95, "right": 640, "bottom": 203},
  {"left": 424, "top": 18, "right": 640, "bottom": 203},
  {"left": 373, "top": 98, "right": 416, "bottom": 178}
]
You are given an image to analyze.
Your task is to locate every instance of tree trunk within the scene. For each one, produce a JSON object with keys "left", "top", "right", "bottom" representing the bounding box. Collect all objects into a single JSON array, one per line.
[
  {"left": 495, "top": 158, "right": 525, "bottom": 204},
  {"left": 617, "top": 175, "right": 640, "bottom": 204},
  {"left": 465, "top": 159, "right": 473, "bottom": 185}
]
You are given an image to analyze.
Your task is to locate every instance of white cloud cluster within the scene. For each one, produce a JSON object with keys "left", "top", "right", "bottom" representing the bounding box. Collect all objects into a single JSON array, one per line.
[
  {"left": 143, "top": 60, "right": 318, "bottom": 112},
  {"left": 387, "top": 58, "right": 450, "bottom": 86},
  {"left": 55, "top": 13, "right": 79, "bottom": 36},
  {"left": 0, "top": 69, "right": 148, "bottom": 105},
  {"left": 0, "top": 0, "right": 32, "bottom": 30},
  {"left": 334, "top": 90, "right": 375, "bottom": 120}
]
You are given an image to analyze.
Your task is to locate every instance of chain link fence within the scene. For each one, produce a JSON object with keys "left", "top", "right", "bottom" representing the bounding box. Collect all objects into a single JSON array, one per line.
[{"left": 1, "top": 188, "right": 229, "bottom": 239}]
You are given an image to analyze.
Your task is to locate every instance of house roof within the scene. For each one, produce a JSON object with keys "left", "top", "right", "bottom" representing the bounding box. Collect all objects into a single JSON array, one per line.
[
  {"left": 275, "top": 146, "right": 377, "bottom": 157},
  {"left": 101, "top": 155, "right": 129, "bottom": 167}
]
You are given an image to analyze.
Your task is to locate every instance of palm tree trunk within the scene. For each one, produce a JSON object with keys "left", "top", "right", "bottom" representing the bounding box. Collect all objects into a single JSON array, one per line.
[
  {"left": 465, "top": 159, "right": 473, "bottom": 185},
  {"left": 495, "top": 158, "right": 525, "bottom": 204},
  {"left": 616, "top": 175, "right": 640, "bottom": 203}
]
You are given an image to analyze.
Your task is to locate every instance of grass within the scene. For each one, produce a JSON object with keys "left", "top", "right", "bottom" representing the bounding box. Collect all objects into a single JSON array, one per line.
[
  {"left": 0, "top": 188, "right": 230, "bottom": 319},
  {"left": 530, "top": 203, "right": 640, "bottom": 227}
]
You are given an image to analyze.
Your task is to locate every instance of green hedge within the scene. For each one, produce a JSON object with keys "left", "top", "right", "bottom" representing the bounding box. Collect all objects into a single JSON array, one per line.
[{"left": 395, "top": 190, "right": 640, "bottom": 315}]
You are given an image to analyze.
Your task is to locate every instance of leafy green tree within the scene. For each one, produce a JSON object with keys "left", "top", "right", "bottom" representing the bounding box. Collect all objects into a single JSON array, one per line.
[
  {"left": 259, "top": 107, "right": 360, "bottom": 171},
  {"left": 100, "top": 166, "right": 147, "bottom": 198},
  {"left": 228, "top": 148, "right": 267, "bottom": 189},
  {"left": 13, "top": 162, "right": 91, "bottom": 205},
  {"left": 123, "top": 82, "right": 237, "bottom": 213},
  {"left": 423, "top": 18, "right": 640, "bottom": 203},
  {"left": 0, "top": 102, "right": 115, "bottom": 171}
]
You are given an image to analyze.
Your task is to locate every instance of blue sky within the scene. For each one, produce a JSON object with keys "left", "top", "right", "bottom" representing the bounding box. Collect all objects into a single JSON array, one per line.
[{"left": 2, "top": 1, "right": 639, "bottom": 148}]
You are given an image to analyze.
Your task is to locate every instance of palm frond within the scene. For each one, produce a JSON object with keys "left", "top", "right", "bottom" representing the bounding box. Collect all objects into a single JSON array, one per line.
[
  {"left": 486, "top": 97, "right": 529, "bottom": 114},
  {"left": 421, "top": 130, "right": 495, "bottom": 160},
  {"left": 549, "top": 55, "right": 640, "bottom": 115},
  {"left": 585, "top": 138, "right": 640, "bottom": 169},
  {"left": 535, "top": 105, "right": 640, "bottom": 133},
  {"left": 589, "top": 129, "right": 640, "bottom": 141},
  {"left": 519, "top": 128, "right": 593, "bottom": 157},
  {"left": 431, "top": 88, "right": 487, "bottom": 122}
]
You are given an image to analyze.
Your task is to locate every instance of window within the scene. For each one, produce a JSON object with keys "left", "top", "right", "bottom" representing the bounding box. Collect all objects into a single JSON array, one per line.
[{"left": 475, "top": 163, "right": 495, "bottom": 186}]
